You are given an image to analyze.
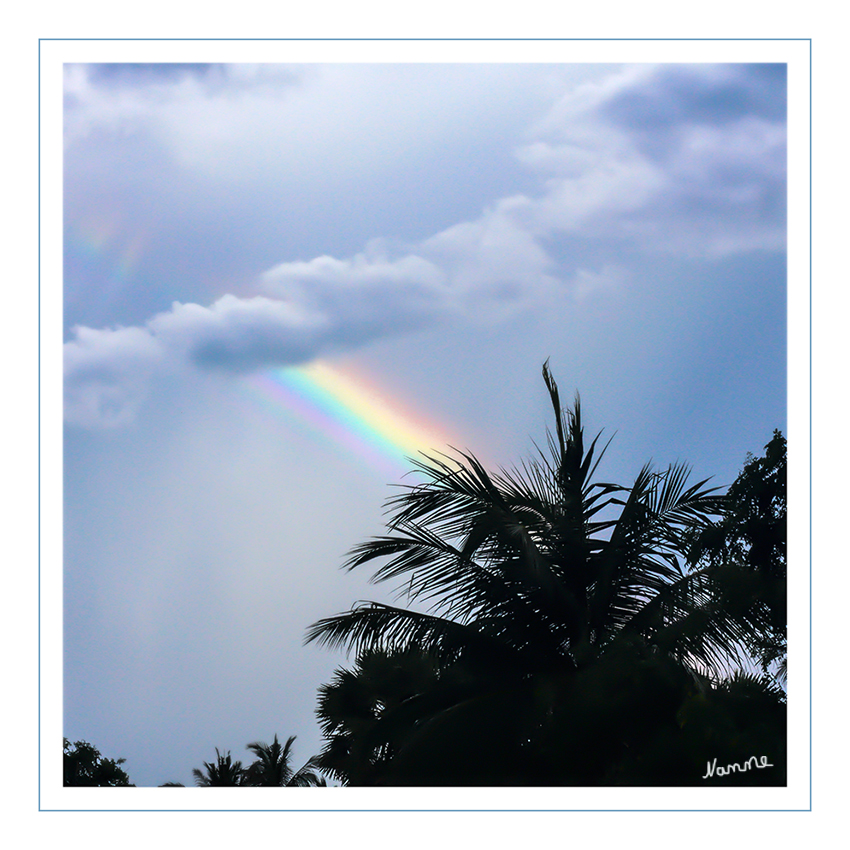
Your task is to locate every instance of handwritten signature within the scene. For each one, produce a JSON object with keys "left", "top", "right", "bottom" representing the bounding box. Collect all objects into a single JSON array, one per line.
[{"left": 703, "top": 755, "right": 774, "bottom": 779}]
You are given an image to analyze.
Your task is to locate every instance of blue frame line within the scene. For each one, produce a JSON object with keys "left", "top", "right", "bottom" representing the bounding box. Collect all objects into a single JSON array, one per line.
[
  {"left": 38, "top": 35, "right": 42, "bottom": 814},
  {"left": 41, "top": 36, "right": 812, "bottom": 813}
]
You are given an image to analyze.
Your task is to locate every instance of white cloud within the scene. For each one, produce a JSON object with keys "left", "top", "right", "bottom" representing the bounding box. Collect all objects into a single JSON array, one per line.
[
  {"left": 63, "top": 64, "right": 568, "bottom": 190},
  {"left": 260, "top": 246, "right": 451, "bottom": 333},
  {"left": 63, "top": 325, "right": 164, "bottom": 427},
  {"left": 65, "top": 295, "right": 325, "bottom": 426},
  {"left": 63, "top": 210, "right": 563, "bottom": 428},
  {"left": 64, "top": 63, "right": 786, "bottom": 428}
]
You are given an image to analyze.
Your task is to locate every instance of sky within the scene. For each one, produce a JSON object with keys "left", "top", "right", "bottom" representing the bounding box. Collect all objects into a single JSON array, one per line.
[{"left": 62, "top": 61, "right": 787, "bottom": 788}]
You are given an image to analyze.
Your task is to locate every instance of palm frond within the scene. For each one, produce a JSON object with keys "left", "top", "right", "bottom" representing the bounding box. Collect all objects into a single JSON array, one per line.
[
  {"left": 307, "top": 364, "right": 784, "bottom": 785},
  {"left": 305, "top": 601, "right": 504, "bottom": 664}
]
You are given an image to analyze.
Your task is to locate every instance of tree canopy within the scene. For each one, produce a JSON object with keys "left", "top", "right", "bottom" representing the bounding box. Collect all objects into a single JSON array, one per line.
[
  {"left": 191, "top": 748, "right": 245, "bottom": 786},
  {"left": 243, "top": 734, "right": 327, "bottom": 787},
  {"left": 63, "top": 738, "right": 134, "bottom": 787},
  {"left": 688, "top": 430, "right": 787, "bottom": 678},
  {"left": 64, "top": 368, "right": 786, "bottom": 788},
  {"left": 183, "top": 735, "right": 327, "bottom": 787},
  {"left": 307, "top": 363, "right": 787, "bottom": 785}
]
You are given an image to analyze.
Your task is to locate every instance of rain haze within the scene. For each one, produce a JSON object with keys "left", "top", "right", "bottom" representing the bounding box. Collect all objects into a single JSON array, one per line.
[{"left": 62, "top": 59, "right": 788, "bottom": 789}]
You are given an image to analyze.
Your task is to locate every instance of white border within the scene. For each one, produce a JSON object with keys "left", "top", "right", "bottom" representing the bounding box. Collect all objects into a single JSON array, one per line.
[{"left": 40, "top": 37, "right": 811, "bottom": 812}]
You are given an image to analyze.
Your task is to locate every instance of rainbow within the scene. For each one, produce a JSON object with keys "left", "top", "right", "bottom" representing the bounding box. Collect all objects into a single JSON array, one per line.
[
  {"left": 64, "top": 210, "right": 462, "bottom": 479},
  {"left": 243, "top": 360, "right": 461, "bottom": 480},
  {"left": 67, "top": 213, "right": 149, "bottom": 280},
  {"left": 65, "top": 214, "right": 153, "bottom": 312}
]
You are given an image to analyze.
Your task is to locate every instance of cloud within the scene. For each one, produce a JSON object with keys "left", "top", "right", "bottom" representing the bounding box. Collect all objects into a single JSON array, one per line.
[
  {"left": 260, "top": 246, "right": 450, "bottom": 339},
  {"left": 517, "top": 63, "right": 786, "bottom": 257},
  {"left": 65, "top": 295, "right": 326, "bottom": 426},
  {"left": 65, "top": 64, "right": 784, "bottom": 256},
  {"left": 64, "top": 63, "right": 786, "bottom": 428},
  {"left": 63, "top": 64, "right": 301, "bottom": 146},
  {"left": 149, "top": 295, "right": 328, "bottom": 370},
  {"left": 64, "top": 209, "right": 562, "bottom": 427},
  {"left": 600, "top": 64, "right": 786, "bottom": 137},
  {"left": 63, "top": 324, "right": 165, "bottom": 427},
  {"left": 63, "top": 63, "right": 559, "bottom": 190},
  {"left": 262, "top": 202, "right": 561, "bottom": 322}
]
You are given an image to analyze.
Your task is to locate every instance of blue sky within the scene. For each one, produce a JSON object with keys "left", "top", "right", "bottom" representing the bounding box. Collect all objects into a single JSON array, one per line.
[{"left": 62, "top": 61, "right": 787, "bottom": 789}]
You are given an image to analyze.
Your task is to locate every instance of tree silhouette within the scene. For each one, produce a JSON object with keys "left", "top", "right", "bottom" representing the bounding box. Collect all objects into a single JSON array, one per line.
[
  {"left": 63, "top": 738, "right": 134, "bottom": 786},
  {"left": 308, "top": 363, "right": 785, "bottom": 785},
  {"left": 314, "top": 648, "right": 443, "bottom": 785},
  {"left": 191, "top": 748, "right": 245, "bottom": 786},
  {"left": 242, "top": 734, "right": 326, "bottom": 787},
  {"left": 688, "top": 431, "right": 786, "bottom": 680}
]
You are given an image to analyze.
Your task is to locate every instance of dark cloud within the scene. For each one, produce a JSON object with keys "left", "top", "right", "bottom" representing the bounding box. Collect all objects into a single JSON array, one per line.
[
  {"left": 601, "top": 64, "right": 786, "bottom": 157},
  {"left": 520, "top": 64, "right": 786, "bottom": 257},
  {"left": 605, "top": 64, "right": 786, "bottom": 126}
]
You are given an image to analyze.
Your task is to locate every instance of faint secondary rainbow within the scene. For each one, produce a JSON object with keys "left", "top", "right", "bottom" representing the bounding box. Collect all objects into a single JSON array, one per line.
[
  {"left": 65, "top": 214, "right": 153, "bottom": 313},
  {"left": 244, "top": 361, "right": 461, "bottom": 479},
  {"left": 67, "top": 214, "right": 149, "bottom": 281}
]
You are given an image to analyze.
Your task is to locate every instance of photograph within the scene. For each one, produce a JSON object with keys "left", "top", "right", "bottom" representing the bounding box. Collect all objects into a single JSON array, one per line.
[{"left": 44, "top": 40, "right": 806, "bottom": 811}]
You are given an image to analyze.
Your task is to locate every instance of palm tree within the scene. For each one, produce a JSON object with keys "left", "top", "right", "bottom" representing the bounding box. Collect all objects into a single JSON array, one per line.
[
  {"left": 192, "top": 748, "right": 245, "bottom": 786},
  {"left": 307, "top": 363, "right": 777, "bottom": 784},
  {"left": 242, "top": 734, "right": 326, "bottom": 787}
]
